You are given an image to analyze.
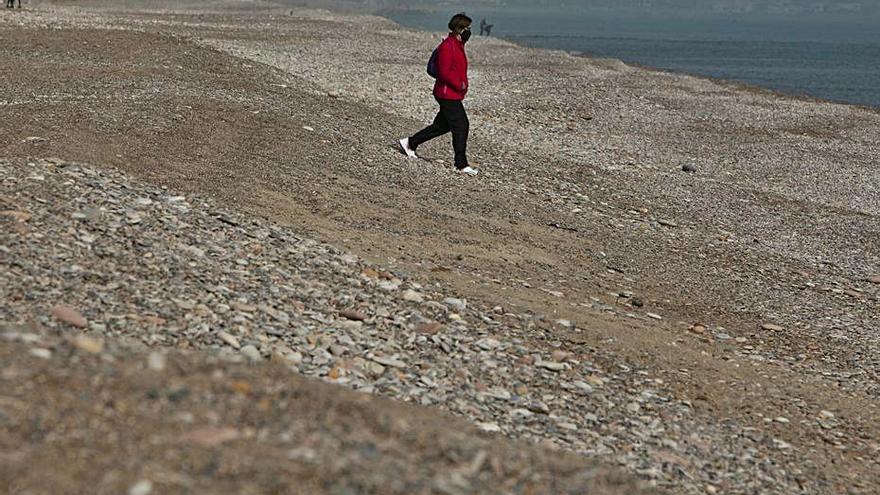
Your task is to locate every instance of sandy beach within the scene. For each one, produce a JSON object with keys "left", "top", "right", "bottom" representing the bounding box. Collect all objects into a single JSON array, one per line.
[{"left": 2, "top": 2, "right": 879, "bottom": 493}]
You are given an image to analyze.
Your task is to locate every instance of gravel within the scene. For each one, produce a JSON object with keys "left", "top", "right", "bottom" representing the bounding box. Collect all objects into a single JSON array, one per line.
[{"left": 0, "top": 156, "right": 857, "bottom": 494}]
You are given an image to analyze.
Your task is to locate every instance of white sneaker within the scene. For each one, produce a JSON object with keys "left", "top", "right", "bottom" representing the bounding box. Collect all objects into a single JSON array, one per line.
[
  {"left": 457, "top": 166, "right": 479, "bottom": 176},
  {"left": 398, "top": 138, "right": 418, "bottom": 159}
]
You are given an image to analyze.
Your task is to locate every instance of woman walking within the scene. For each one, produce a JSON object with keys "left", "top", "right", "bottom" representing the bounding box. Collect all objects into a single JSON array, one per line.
[{"left": 399, "top": 13, "right": 479, "bottom": 176}]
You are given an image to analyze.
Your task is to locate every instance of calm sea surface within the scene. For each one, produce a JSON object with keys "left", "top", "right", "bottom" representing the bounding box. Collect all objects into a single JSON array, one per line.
[{"left": 386, "top": 10, "right": 880, "bottom": 108}]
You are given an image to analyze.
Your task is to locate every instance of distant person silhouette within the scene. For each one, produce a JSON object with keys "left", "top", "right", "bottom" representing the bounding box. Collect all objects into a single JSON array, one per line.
[
  {"left": 479, "top": 18, "right": 494, "bottom": 36},
  {"left": 6, "top": 0, "right": 21, "bottom": 8}
]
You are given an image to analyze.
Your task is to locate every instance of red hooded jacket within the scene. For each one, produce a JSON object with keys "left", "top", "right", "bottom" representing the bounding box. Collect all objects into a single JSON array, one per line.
[{"left": 433, "top": 35, "right": 468, "bottom": 101}]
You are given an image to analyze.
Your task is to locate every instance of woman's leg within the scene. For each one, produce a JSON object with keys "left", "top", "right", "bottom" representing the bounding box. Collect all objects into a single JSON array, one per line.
[
  {"left": 440, "top": 100, "right": 469, "bottom": 169},
  {"left": 409, "top": 106, "right": 450, "bottom": 151}
]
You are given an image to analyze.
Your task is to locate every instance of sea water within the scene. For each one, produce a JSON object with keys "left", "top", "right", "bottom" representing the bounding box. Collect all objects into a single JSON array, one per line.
[{"left": 387, "top": 9, "right": 880, "bottom": 108}]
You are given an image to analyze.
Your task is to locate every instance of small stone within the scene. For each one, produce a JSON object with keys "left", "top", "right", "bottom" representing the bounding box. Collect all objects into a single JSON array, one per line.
[
  {"left": 772, "top": 438, "right": 792, "bottom": 450},
  {"left": 819, "top": 410, "right": 836, "bottom": 419},
  {"left": 689, "top": 324, "right": 707, "bottom": 334},
  {"left": 555, "top": 319, "right": 572, "bottom": 328},
  {"left": 682, "top": 163, "right": 697, "bottom": 173},
  {"left": 646, "top": 312, "right": 662, "bottom": 320},
  {"left": 761, "top": 323, "right": 784, "bottom": 332},
  {"left": 302, "top": 125, "right": 315, "bottom": 131},
  {"left": 29, "top": 348, "right": 52, "bottom": 359},
  {"left": 511, "top": 408, "right": 535, "bottom": 419},
  {"left": 626, "top": 402, "right": 641, "bottom": 413},
  {"left": 371, "top": 355, "right": 406, "bottom": 368},
  {"left": 527, "top": 401, "right": 550, "bottom": 414},
  {"left": 339, "top": 320, "right": 363, "bottom": 330},
  {"left": 572, "top": 380, "right": 594, "bottom": 393},
  {"left": 378, "top": 280, "right": 401, "bottom": 291},
  {"left": 486, "top": 388, "right": 511, "bottom": 400},
  {"left": 183, "top": 427, "right": 240, "bottom": 446},
  {"left": 551, "top": 350, "right": 571, "bottom": 362},
  {"left": 241, "top": 345, "right": 262, "bottom": 362},
  {"left": 218, "top": 331, "right": 241, "bottom": 350},
  {"left": 51, "top": 304, "right": 87, "bottom": 328},
  {"left": 365, "top": 361, "right": 385, "bottom": 376},
  {"left": 143, "top": 315, "right": 165, "bottom": 326},
  {"left": 287, "top": 447, "right": 318, "bottom": 462},
  {"left": 129, "top": 480, "right": 153, "bottom": 495},
  {"left": 326, "top": 366, "right": 343, "bottom": 380},
  {"left": 231, "top": 301, "right": 256, "bottom": 312},
  {"left": 476, "top": 337, "right": 501, "bottom": 351},
  {"left": 126, "top": 212, "right": 143, "bottom": 224},
  {"left": 866, "top": 275, "right": 880, "bottom": 284},
  {"left": 173, "top": 298, "right": 195, "bottom": 310},
  {"left": 340, "top": 309, "right": 367, "bottom": 321},
  {"left": 477, "top": 422, "right": 501, "bottom": 433},
  {"left": 416, "top": 322, "right": 443, "bottom": 335},
  {"left": 661, "top": 438, "right": 678, "bottom": 449},
  {"left": 775, "top": 416, "right": 790, "bottom": 424},
  {"left": 147, "top": 352, "right": 166, "bottom": 371},
  {"left": 283, "top": 350, "right": 304, "bottom": 364},
  {"left": 585, "top": 375, "right": 605, "bottom": 387},
  {"left": 401, "top": 289, "right": 424, "bottom": 303},
  {"left": 443, "top": 297, "right": 467, "bottom": 311},
  {"left": 535, "top": 360, "right": 566, "bottom": 371},
  {"left": 636, "top": 467, "right": 661, "bottom": 478},
  {"left": 72, "top": 335, "right": 104, "bottom": 354}
]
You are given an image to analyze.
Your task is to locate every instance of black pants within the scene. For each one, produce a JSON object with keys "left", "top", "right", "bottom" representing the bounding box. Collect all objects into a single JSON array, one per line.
[{"left": 409, "top": 98, "right": 469, "bottom": 169}]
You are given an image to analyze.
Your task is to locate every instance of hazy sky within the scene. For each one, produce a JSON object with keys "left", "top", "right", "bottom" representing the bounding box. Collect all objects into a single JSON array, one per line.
[
  {"left": 417, "top": 0, "right": 880, "bottom": 17},
  {"left": 490, "top": 0, "right": 880, "bottom": 7}
]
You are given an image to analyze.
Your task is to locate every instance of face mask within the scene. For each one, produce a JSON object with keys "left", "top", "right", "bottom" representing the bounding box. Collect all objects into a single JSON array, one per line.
[{"left": 460, "top": 28, "right": 472, "bottom": 43}]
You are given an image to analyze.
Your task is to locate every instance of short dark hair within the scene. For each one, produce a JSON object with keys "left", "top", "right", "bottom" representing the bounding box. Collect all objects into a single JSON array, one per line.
[{"left": 448, "top": 13, "right": 472, "bottom": 34}]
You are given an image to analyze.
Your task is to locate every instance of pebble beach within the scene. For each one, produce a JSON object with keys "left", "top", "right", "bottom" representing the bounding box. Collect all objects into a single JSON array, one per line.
[{"left": 2, "top": 2, "right": 879, "bottom": 494}]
